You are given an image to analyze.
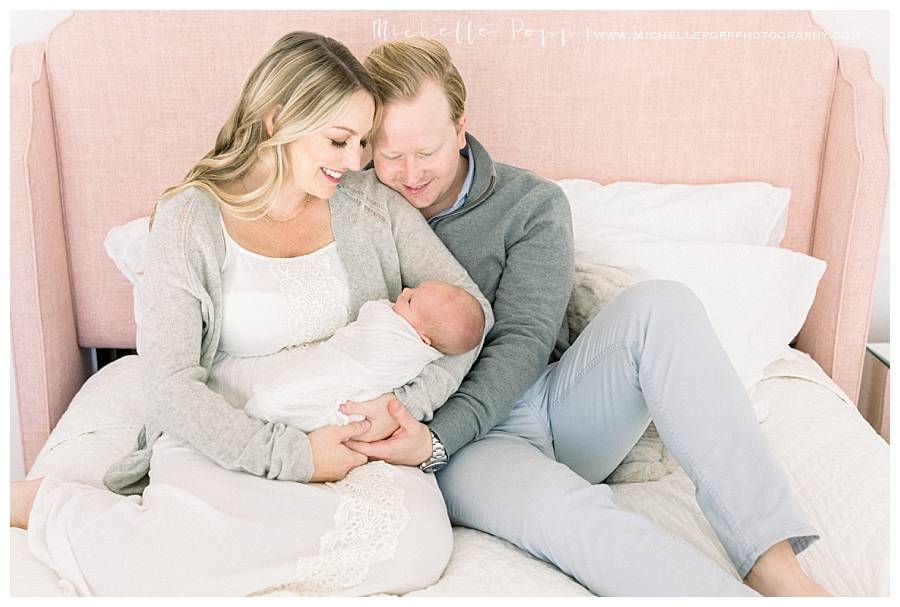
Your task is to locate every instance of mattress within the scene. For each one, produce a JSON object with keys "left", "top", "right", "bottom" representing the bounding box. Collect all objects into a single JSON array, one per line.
[{"left": 10, "top": 348, "right": 889, "bottom": 596}]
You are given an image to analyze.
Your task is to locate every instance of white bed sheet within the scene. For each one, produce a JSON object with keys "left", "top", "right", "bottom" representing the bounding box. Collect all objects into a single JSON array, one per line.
[{"left": 10, "top": 348, "right": 889, "bottom": 596}]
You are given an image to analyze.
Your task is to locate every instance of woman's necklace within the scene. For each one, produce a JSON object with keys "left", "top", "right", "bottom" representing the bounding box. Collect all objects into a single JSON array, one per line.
[
  {"left": 239, "top": 175, "right": 311, "bottom": 224},
  {"left": 263, "top": 192, "right": 311, "bottom": 224}
]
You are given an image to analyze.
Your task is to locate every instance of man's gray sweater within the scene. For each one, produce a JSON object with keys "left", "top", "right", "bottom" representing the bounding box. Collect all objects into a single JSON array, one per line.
[{"left": 425, "top": 133, "right": 575, "bottom": 456}]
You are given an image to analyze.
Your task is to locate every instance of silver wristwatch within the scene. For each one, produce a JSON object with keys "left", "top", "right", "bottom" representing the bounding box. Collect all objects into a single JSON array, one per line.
[{"left": 419, "top": 429, "right": 449, "bottom": 473}]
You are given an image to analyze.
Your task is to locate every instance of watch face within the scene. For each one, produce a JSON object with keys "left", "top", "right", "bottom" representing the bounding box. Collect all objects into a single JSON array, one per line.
[{"left": 421, "top": 460, "right": 448, "bottom": 473}]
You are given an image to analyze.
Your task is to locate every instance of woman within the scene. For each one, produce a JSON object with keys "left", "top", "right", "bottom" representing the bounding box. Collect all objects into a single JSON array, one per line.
[{"left": 10, "top": 32, "right": 492, "bottom": 596}]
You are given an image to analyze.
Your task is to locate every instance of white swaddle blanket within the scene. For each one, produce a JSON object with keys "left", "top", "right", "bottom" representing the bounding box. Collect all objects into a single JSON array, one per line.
[{"left": 245, "top": 300, "right": 443, "bottom": 432}]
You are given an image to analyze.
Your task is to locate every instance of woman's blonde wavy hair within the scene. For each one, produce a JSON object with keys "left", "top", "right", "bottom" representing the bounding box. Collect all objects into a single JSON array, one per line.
[{"left": 160, "top": 32, "right": 381, "bottom": 222}]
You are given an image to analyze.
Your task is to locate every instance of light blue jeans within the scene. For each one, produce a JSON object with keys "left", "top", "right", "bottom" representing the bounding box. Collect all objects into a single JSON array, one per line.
[{"left": 436, "top": 279, "right": 818, "bottom": 596}]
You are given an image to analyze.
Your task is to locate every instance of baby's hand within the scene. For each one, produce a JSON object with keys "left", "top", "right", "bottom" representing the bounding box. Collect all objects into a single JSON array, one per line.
[{"left": 340, "top": 393, "right": 401, "bottom": 442}]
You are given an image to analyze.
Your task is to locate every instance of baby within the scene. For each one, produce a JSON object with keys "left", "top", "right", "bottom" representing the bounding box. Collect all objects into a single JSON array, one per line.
[{"left": 244, "top": 280, "right": 486, "bottom": 432}]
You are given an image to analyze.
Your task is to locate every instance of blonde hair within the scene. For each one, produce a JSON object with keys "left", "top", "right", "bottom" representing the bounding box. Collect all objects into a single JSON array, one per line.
[
  {"left": 161, "top": 32, "right": 380, "bottom": 221},
  {"left": 364, "top": 37, "right": 466, "bottom": 126}
]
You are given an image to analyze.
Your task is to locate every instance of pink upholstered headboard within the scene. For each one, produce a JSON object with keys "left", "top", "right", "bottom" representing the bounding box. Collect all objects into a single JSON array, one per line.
[{"left": 11, "top": 10, "right": 888, "bottom": 470}]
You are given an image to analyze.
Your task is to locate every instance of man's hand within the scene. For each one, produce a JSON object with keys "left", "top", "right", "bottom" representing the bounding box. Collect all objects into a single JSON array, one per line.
[
  {"left": 345, "top": 400, "right": 433, "bottom": 467},
  {"left": 308, "top": 420, "right": 371, "bottom": 482},
  {"left": 339, "top": 393, "right": 400, "bottom": 442}
]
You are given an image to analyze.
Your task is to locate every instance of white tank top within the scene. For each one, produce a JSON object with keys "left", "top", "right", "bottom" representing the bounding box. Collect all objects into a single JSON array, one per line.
[{"left": 217, "top": 217, "right": 351, "bottom": 358}]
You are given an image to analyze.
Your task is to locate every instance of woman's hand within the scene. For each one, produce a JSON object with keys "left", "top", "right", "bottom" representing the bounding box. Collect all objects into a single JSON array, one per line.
[
  {"left": 339, "top": 393, "right": 401, "bottom": 442},
  {"left": 345, "top": 400, "right": 433, "bottom": 467},
  {"left": 307, "top": 420, "right": 371, "bottom": 482}
]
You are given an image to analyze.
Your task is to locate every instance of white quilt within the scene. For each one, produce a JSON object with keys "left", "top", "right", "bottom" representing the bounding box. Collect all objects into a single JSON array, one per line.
[{"left": 10, "top": 349, "right": 889, "bottom": 596}]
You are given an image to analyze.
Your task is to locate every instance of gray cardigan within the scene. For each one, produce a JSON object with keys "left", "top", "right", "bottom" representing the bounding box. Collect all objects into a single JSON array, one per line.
[{"left": 103, "top": 173, "right": 493, "bottom": 495}]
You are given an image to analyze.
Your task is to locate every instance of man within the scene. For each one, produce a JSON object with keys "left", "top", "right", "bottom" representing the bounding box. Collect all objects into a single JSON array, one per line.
[{"left": 341, "top": 37, "right": 828, "bottom": 597}]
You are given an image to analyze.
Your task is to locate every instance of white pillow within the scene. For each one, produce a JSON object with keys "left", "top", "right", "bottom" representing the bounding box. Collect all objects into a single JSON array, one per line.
[
  {"left": 558, "top": 179, "right": 791, "bottom": 248},
  {"left": 570, "top": 240, "right": 826, "bottom": 392},
  {"left": 104, "top": 216, "right": 150, "bottom": 353}
]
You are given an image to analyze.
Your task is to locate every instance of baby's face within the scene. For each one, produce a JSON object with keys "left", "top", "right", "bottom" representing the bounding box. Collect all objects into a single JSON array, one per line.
[{"left": 393, "top": 285, "right": 441, "bottom": 342}]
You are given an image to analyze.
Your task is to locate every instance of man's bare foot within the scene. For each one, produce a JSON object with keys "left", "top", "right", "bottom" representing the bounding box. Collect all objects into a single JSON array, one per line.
[
  {"left": 744, "top": 539, "right": 833, "bottom": 596},
  {"left": 10, "top": 478, "right": 44, "bottom": 529}
]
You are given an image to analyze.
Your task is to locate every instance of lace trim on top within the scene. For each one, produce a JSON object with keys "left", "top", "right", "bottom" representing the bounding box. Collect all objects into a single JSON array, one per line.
[
  {"left": 218, "top": 215, "right": 351, "bottom": 356},
  {"left": 269, "top": 260, "right": 348, "bottom": 349}
]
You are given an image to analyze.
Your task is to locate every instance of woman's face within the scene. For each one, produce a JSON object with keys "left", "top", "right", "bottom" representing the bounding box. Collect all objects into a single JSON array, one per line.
[{"left": 284, "top": 89, "right": 375, "bottom": 200}]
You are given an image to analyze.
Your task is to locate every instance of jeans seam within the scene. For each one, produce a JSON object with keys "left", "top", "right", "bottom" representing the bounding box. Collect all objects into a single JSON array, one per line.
[
  {"left": 521, "top": 392, "right": 554, "bottom": 448},
  {"left": 547, "top": 341, "right": 633, "bottom": 413},
  {"left": 639, "top": 345, "right": 758, "bottom": 568}
]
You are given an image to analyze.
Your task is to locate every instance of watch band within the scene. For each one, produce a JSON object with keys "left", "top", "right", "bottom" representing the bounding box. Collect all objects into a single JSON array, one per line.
[{"left": 419, "top": 429, "right": 449, "bottom": 473}]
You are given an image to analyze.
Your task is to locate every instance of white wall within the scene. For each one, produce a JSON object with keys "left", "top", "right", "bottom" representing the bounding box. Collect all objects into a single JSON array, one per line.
[{"left": 8, "top": 10, "right": 891, "bottom": 480}]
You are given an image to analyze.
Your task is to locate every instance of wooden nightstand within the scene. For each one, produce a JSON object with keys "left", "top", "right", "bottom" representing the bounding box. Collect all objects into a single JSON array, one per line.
[{"left": 858, "top": 343, "right": 890, "bottom": 443}]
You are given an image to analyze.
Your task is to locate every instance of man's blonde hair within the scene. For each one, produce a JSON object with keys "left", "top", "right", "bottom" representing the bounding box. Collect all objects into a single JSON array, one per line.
[
  {"left": 162, "top": 32, "right": 380, "bottom": 221},
  {"left": 364, "top": 37, "right": 466, "bottom": 126}
]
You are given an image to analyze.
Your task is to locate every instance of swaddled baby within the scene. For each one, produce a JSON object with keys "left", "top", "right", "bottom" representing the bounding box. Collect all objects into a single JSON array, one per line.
[{"left": 244, "top": 280, "right": 486, "bottom": 432}]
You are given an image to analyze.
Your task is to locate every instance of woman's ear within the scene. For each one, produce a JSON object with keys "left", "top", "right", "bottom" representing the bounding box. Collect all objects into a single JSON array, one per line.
[{"left": 264, "top": 104, "right": 283, "bottom": 137}]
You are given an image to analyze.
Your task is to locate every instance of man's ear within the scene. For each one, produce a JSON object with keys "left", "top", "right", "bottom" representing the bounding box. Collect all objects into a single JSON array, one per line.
[
  {"left": 264, "top": 104, "right": 283, "bottom": 138},
  {"left": 455, "top": 112, "right": 468, "bottom": 149}
]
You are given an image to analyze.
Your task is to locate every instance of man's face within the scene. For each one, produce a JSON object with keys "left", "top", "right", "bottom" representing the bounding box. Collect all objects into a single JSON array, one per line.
[{"left": 372, "top": 80, "right": 468, "bottom": 220}]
